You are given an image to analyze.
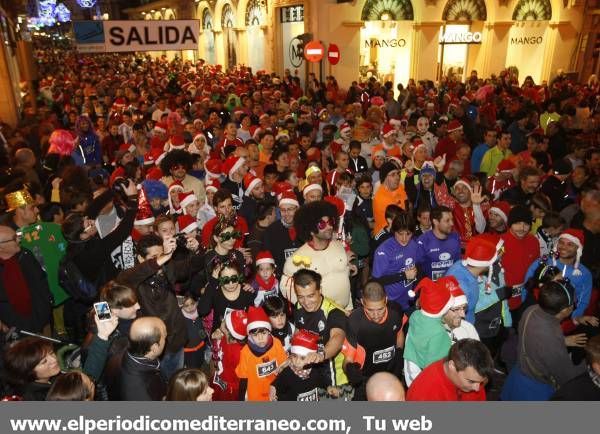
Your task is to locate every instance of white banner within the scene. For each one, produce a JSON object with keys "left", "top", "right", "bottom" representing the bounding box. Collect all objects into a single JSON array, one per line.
[{"left": 74, "top": 20, "right": 200, "bottom": 53}]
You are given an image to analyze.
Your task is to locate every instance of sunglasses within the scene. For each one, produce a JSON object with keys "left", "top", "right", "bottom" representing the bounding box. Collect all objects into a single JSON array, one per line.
[
  {"left": 219, "top": 274, "right": 244, "bottom": 285},
  {"left": 219, "top": 230, "right": 241, "bottom": 241},
  {"left": 317, "top": 218, "right": 333, "bottom": 231},
  {"left": 171, "top": 164, "right": 186, "bottom": 171}
]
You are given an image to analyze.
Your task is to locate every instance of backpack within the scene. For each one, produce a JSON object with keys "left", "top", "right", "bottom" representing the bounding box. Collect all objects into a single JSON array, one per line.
[{"left": 58, "top": 256, "right": 100, "bottom": 302}]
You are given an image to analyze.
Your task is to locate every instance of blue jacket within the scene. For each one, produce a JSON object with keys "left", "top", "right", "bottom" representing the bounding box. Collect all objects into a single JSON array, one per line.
[
  {"left": 471, "top": 143, "right": 489, "bottom": 173},
  {"left": 446, "top": 261, "right": 480, "bottom": 324},
  {"left": 523, "top": 258, "right": 592, "bottom": 318},
  {"left": 416, "top": 231, "right": 461, "bottom": 281},
  {"left": 372, "top": 237, "right": 419, "bottom": 309}
]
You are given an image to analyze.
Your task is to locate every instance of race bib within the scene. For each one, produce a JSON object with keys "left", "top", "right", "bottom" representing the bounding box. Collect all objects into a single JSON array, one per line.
[
  {"left": 297, "top": 387, "right": 319, "bottom": 402},
  {"left": 256, "top": 360, "right": 278, "bottom": 377},
  {"left": 284, "top": 248, "right": 298, "bottom": 259},
  {"left": 372, "top": 346, "right": 395, "bottom": 364}
]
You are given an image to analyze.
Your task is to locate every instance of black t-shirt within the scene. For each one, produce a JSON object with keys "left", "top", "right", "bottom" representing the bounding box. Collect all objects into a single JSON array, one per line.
[
  {"left": 273, "top": 366, "right": 330, "bottom": 401},
  {"left": 262, "top": 221, "right": 301, "bottom": 276},
  {"left": 293, "top": 300, "right": 347, "bottom": 348},
  {"left": 197, "top": 281, "right": 254, "bottom": 331},
  {"left": 346, "top": 301, "right": 404, "bottom": 377}
]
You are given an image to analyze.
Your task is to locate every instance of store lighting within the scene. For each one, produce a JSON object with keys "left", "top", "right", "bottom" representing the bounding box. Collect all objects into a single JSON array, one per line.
[{"left": 381, "top": 13, "right": 390, "bottom": 21}]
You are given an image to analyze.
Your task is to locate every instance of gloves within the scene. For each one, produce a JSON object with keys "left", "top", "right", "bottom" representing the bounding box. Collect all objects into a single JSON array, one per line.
[
  {"left": 495, "top": 286, "right": 513, "bottom": 301},
  {"left": 344, "top": 362, "right": 365, "bottom": 386}
]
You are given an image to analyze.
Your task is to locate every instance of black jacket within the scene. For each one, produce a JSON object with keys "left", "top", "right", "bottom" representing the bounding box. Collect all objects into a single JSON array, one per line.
[
  {"left": 119, "top": 353, "right": 165, "bottom": 401},
  {"left": 262, "top": 220, "right": 301, "bottom": 277},
  {"left": 0, "top": 249, "right": 52, "bottom": 333},
  {"left": 552, "top": 371, "right": 600, "bottom": 401}
]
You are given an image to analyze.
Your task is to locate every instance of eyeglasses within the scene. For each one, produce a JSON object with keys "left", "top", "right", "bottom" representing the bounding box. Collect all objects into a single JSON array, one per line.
[
  {"left": 249, "top": 328, "right": 270, "bottom": 337},
  {"left": 219, "top": 230, "right": 241, "bottom": 241},
  {"left": 171, "top": 164, "right": 186, "bottom": 171},
  {"left": 219, "top": 274, "right": 244, "bottom": 285},
  {"left": 317, "top": 218, "right": 333, "bottom": 231},
  {"left": 0, "top": 235, "right": 17, "bottom": 244}
]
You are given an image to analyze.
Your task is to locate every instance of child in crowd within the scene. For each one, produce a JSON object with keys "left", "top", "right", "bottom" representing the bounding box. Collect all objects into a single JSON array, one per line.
[
  {"left": 536, "top": 212, "right": 566, "bottom": 258},
  {"left": 529, "top": 192, "right": 552, "bottom": 235},
  {"left": 414, "top": 205, "right": 432, "bottom": 237},
  {"left": 263, "top": 296, "right": 295, "bottom": 352},
  {"left": 235, "top": 306, "right": 288, "bottom": 401},
  {"left": 210, "top": 309, "right": 247, "bottom": 401},
  {"left": 271, "top": 329, "right": 330, "bottom": 401},
  {"left": 181, "top": 293, "right": 208, "bottom": 369},
  {"left": 198, "top": 179, "right": 219, "bottom": 229},
  {"left": 251, "top": 251, "right": 280, "bottom": 306}
]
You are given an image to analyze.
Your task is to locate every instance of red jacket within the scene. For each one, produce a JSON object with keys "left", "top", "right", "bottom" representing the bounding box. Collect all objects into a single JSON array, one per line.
[
  {"left": 407, "top": 359, "right": 486, "bottom": 401},
  {"left": 501, "top": 230, "right": 540, "bottom": 310}
]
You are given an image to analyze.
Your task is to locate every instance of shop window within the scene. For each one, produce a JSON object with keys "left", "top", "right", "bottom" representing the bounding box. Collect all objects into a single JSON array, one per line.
[
  {"left": 222, "top": 4, "right": 235, "bottom": 28},
  {"left": 202, "top": 9, "right": 213, "bottom": 30},
  {"left": 361, "top": 0, "right": 414, "bottom": 21},
  {"left": 512, "top": 0, "right": 552, "bottom": 21},
  {"left": 246, "top": 0, "right": 267, "bottom": 26},
  {"left": 280, "top": 5, "right": 304, "bottom": 23},
  {"left": 442, "top": 0, "right": 487, "bottom": 21}
]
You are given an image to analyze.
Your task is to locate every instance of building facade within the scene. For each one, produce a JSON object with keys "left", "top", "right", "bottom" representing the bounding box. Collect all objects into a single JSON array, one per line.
[{"left": 123, "top": 0, "right": 588, "bottom": 87}]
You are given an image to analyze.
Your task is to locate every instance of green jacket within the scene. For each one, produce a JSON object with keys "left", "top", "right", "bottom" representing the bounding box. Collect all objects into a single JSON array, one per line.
[{"left": 403, "top": 310, "right": 451, "bottom": 369}]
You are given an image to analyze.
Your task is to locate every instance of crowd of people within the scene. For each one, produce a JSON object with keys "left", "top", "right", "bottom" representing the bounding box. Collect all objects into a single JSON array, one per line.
[{"left": 0, "top": 49, "right": 599, "bottom": 402}]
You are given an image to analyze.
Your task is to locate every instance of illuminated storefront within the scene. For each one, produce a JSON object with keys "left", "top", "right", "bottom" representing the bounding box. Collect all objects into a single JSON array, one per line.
[
  {"left": 505, "top": 0, "right": 552, "bottom": 84},
  {"left": 359, "top": 0, "right": 413, "bottom": 87},
  {"left": 278, "top": 4, "right": 306, "bottom": 82},
  {"left": 438, "top": 0, "right": 486, "bottom": 82},
  {"left": 246, "top": 0, "right": 268, "bottom": 72}
]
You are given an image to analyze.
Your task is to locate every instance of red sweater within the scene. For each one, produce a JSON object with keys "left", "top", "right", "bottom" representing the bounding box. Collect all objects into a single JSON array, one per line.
[
  {"left": 501, "top": 231, "right": 540, "bottom": 310},
  {"left": 407, "top": 360, "right": 486, "bottom": 401}
]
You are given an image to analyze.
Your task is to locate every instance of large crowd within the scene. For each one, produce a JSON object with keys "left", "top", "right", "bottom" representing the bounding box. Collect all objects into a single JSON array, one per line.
[{"left": 0, "top": 50, "right": 598, "bottom": 402}]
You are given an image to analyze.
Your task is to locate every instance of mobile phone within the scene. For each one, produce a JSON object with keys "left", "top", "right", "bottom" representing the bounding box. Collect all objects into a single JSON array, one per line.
[
  {"left": 93, "top": 302, "right": 112, "bottom": 321},
  {"left": 176, "top": 295, "right": 185, "bottom": 308}
]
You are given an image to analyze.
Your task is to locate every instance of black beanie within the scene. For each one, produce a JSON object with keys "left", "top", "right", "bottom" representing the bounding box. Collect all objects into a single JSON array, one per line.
[
  {"left": 507, "top": 205, "right": 532, "bottom": 227},
  {"left": 379, "top": 161, "right": 399, "bottom": 184},
  {"left": 552, "top": 158, "right": 572, "bottom": 176}
]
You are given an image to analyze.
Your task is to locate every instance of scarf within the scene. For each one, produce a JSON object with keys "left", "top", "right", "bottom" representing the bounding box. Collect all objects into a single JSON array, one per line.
[
  {"left": 282, "top": 220, "right": 296, "bottom": 241},
  {"left": 0, "top": 255, "right": 32, "bottom": 316},
  {"left": 255, "top": 275, "right": 276, "bottom": 291},
  {"left": 182, "top": 308, "right": 199, "bottom": 321},
  {"left": 290, "top": 362, "right": 312, "bottom": 380},
  {"left": 247, "top": 334, "right": 273, "bottom": 355}
]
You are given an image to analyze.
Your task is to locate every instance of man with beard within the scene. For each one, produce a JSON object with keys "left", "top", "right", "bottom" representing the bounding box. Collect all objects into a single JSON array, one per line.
[
  {"left": 239, "top": 174, "right": 267, "bottom": 229},
  {"left": 160, "top": 149, "right": 206, "bottom": 205},
  {"left": 500, "top": 166, "right": 541, "bottom": 207},
  {"left": 262, "top": 191, "right": 301, "bottom": 276},
  {"left": 450, "top": 178, "right": 487, "bottom": 248},
  {"left": 416, "top": 206, "right": 461, "bottom": 281},
  {"left": 344, "top": 281, "right": 405, "bottom": 399},
  {"left": 281, "top": 200, "right": 353, "bottom": 310}
]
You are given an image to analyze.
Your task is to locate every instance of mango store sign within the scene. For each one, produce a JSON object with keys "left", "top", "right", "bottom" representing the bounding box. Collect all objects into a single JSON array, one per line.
[
  {"left": 74, "top": 20, "right": 200, "bottom": 53},
  {"left": 439, "top": 31, "right": 482, "bottom": 44}
]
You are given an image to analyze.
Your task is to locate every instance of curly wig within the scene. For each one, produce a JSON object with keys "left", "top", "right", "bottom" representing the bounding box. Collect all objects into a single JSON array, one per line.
[
  {"left": 293, "top": 200, "right": 338, "bottom": 243},
  {"left": 159, "top": 149, "right": 193, "bottom": 174}
]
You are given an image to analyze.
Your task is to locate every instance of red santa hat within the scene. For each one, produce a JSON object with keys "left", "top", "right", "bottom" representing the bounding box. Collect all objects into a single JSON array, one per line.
[
  {"left": 168, "top": 180, "right": 185, "bottom": 213},
  {"left": 412, "top": 140, "right": 428, "bottom": 156},
  {"left": 205, "top": 178, "right": 221, "bottom": 193},
  {"left": 222, "top": 156, "right": 246, "bottom": 178},
  {"left": 109, "top": 166, "right": 126, "bottom": 187},
  {"left": 205, "top": 159, "right": 223, "bottom": 179},
  {"left": 243, "top": 173, "right": 262, "bottom": 197},
  {"left": 119, "top": 142, "right": 136, "bottom": 155},
  {"left": 178, "top": 191, "right": 198, "bottom": 211},
  {"left": 255, "top": 251, "right": 275, "bottom": 267},
  {"left": 339, "top": 123, "right": 352, "bottom": 134},
  {"left": 246, "top": 306, "right": 272, "bottom": 333},
  {"left": 154, "top": 122, "right": 167, "bottom": 134},
  {"left": 408, "top": 278, "right": 453, "bottom": 318},
  {"left": 302, "top": 183, "right": 323, "bottom": 198},
  {"left": 134, "top": 187, "right": 155, "bottom": 226},
  {"left": 169, "top": 135, "right": 185, "bottom": 149},
  {"left": 497, "top": 159, "right": 516, "bottom": 173},
  {"left": 489, "top": 201, "right": 511, "bottom": 223},
  {"left": 144, "top": 147, "right": 163, "bottom": 166},
  {"left": 382, "top": 123, "right": 395, "bottom": 137},
  {"left": 290, "top": 329, "right": 319, "bottom": 356},
  {"left": 278, "top": 190, "right": 299, "bottom": 208},
  {"left": 145, "top": 166, "right": 163, "bottom": 181},
  {"left": 225, "top": 309, "right": 248, "bottom": 341},
  {"left": 447, "top": 119, "right": 463, "bottom": 133},
  {"left": 464, "top": 236, "right": 498, "bottom": 268},
  {"left": 177, "top": 214, "right": 198, "bottom": 234},
  {"left": 453, "top": 177, "right": 473, "bottom": 194},
  {"left": 556, "top": 229, "right": 585, "bottom": 276},
  {"left": 437, "top": 276, "right": 468, "bottom": 307}
]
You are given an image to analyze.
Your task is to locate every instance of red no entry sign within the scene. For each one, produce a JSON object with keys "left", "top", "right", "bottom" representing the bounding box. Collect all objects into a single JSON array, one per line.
[
  {"left": 304, "top": 40, "right": 324, "bottom": 62},
  {"left": 328, "top": 44, "right": 340, "bottom": 65}
]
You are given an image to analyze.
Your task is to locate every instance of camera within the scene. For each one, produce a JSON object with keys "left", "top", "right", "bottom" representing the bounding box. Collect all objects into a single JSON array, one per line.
[
  {"left": 111, "top": 177, "right": 130, "bottom": 202},
  {"left": 176, "top": 233, "right": 188, "bottom": 250}
]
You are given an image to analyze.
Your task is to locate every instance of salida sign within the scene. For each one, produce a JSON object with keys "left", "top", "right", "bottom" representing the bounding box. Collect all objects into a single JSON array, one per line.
[{"left": 74, "top": 20, "right": 200, "bottom": 53}]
